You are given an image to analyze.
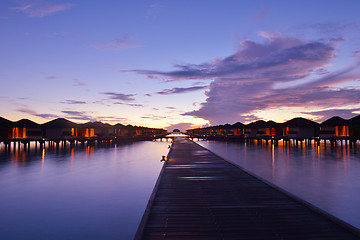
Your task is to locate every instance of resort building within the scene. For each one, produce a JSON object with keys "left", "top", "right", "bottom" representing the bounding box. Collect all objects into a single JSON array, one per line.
[
  {"left": 11, "top": 119, "right": 42, "bottom": 140},
  {"left": 41, "top": 118, "right": 78, "bottom": 140},
  {"left": 244, "top": 120, "right": 281, "bottom": 138},
  {"left": 283, "top": 117, "right": 319, "bottom": 139},
  {"left": 349, "top": 115, "right": 360, "bottom": 138},
  {"left": 320, "top": 116, "right": 349, "bottom": 138},
  {"left": 0, "top": 117, "right": 13, "bottom": 141}
]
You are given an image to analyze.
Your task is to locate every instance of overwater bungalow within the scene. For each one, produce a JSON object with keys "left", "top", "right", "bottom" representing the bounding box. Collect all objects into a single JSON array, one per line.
[
  {"left": 133, "top": 126, "right": 165, "bottom": 137},
  {"left": 78, "top": 122, "right": 96, "bottom": 138},
  {"left": 319, "top": 116, "right": 349, "bottom": 138},
  {"left": 348, "top": 115, "right": 360, "bottom": 139},
  {"left": 222, "top": 124, "right": 235, "bottom": 136},
  {"left": 0, "top": 117, "right": 13, "bottom": 141},
  {"left": 11, "top": 119, "right": 42, "bottom": 140},
  {"left": 113, "top": 123, "right": 127, "bottom": 137},
  {"left": 244, "top": 120, "right": 265, "bottom": 138},
  {"left": 186, "top": 127, "right": 209, "bottom": 136},
  {"left": 283, "top": 117, "right": 319, "bottom": 139},
  {"left": 42, "top": 118, "right": 78, "bottom": 140},
  {"left": 244, "top": 120, "right": 281, "bottom": 138},
  {"left": 141, "top": 127, "right": 167, "bottom": 137},
  {"left": 81, "top": 122, "right": 114, "bottom": 138},
  {"left": 231, "top": 122, "right": 245, "bottom": 136}
]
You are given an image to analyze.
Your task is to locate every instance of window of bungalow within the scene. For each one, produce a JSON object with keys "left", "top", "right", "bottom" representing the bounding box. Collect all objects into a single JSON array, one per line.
[
  {"left": 71, "top": 128, "right": 77, "bottom": 136},
  {"left": 136, "top": 130, "right": 141, "bottom": 136},
  {"left": 266, "top": 128, "right": 271, "bottom": 136},
  {"left": 271, "top": 128, "right": 276, "bottom": 136},
  {"left": 285, "top": 127, "right": 289, "bottom": 135},
  {"left": 90, "top": 128, "right": 95, "bottom": 137},
  {"left": 12, "top": 127, "right": 26, "bottom": 138},
  {"left": 336, "top": 126, "right": 349, "bottom": 137}
]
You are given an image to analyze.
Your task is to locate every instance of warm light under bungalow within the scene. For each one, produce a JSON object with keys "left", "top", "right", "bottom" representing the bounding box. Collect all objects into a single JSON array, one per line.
[
  {"left": 11, "top": 119, "right": 42, "bottom": 139},
  {"left": 320, "top": 116, "right": 349, "bottom": 138},
  {"left": 41, "top": 118, "right": 78, "bottom": 140},
  {"left": 113, "top": 123, "right": 126, "bottom": 137},
  {"left": 231, "top": 122, "right": 245, "bottom": 136},
  {"left": 283, "top": 117, "right": 319, "bottom": 139},
  {"left": 245, "top": 120, "right": 276, "bottom": 138},
  {"left": 78, "top": 122, "right": 96, "bottom": 138},
  {"left": 84, "top": 122, "right": 114, "bottom": 137}
]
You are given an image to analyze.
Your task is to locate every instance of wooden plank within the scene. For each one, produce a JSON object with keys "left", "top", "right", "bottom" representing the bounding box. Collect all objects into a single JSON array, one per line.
[{"left": 135, "top": 137, "right": 360, "bottom": 240}]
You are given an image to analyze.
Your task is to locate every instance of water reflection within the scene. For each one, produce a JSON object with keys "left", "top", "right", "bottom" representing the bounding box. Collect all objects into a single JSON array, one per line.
[
  {"left": 0, "top": 140, "right": 169, "bottom": 239},
  {"left": 198, "top": 139, "right": 360, "bottom": 230}
]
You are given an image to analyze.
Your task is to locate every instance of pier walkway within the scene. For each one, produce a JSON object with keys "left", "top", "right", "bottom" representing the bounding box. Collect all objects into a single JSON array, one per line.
[{"left": 135, "top": 137, "right": 360, "bottom": 239}]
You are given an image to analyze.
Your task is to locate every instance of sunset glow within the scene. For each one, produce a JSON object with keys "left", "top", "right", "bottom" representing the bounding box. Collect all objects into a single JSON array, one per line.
[{"left": 1, "top": 0, "right": 360, "bottom": 131}]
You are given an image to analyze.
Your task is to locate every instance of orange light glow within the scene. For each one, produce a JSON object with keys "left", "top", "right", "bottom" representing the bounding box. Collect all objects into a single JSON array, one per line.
[
  {"left": 335, "top": 126, "right": 349, "bottom": 137},
  {"left": 12, "top": 127, "right": 27, "bottom": 139},
  {"left": 272, "top": 143, "right": 275, "bottom": 178},
  {"left": 71, "top": 148, "right": 74, "bottom": 167},
  {"left": 71, "top": 128, "right": 77, "bottom": 136},
  {"left": 42, "top": 149, "right": 45, "bottom": 167}
]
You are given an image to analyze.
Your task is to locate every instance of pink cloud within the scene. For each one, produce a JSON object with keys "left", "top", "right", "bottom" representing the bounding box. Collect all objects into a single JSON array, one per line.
[
  {"left": 128, "top": 33, "right": 360, "bottom": 124},
  {"left": 10, "top": 1, "right": 74, "bottom": 18}
]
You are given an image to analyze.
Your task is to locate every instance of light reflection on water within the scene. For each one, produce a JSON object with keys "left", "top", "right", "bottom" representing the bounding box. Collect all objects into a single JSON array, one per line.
[
  {"left": 197, "top": 140, "right": 360, "bottom": 230},
  {"left": 0, "top": 141, "right": 169, "bottom": 239}
]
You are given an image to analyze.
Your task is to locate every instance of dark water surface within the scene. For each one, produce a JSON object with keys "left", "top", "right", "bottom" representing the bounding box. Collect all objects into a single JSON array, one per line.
[
  {"left": 197, "top": 140, "right": 360, "bottom": 230},
  {"left": 0, "top": 141, "right": 169, "bottom": 239}
]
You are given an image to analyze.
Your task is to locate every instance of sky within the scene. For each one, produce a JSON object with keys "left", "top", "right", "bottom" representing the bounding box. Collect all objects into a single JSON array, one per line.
[{"left": 1, "top": 0, "right": 360, "bottom": 131}]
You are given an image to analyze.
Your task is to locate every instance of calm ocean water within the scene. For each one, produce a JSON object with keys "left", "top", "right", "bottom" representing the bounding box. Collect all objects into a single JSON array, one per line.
[
  {"left": 1, "top": 139, "right": 360, "bottom": 239},
  {"left": 197, "top": 140, "right": 360, "bottom": 230},
  {"left": 0, "top": 140, "right": 170, "bottom": 239}
]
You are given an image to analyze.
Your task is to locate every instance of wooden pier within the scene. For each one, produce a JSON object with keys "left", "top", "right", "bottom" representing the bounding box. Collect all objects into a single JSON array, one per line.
[{"left": 135, "top": 137, "right": 360, "bottom": 239}]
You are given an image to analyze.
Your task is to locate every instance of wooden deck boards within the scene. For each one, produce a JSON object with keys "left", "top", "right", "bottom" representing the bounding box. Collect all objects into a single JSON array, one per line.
[{"left": 136, "top": 137, "right": 360, "bottom": 239}]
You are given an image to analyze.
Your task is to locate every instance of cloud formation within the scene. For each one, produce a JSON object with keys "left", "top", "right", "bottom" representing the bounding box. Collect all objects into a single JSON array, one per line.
[
  {"left": 61, "top": 110, "right": 96, "bottom": 121},
  {"left": 72, "top": 79, "right": 86, "bottom": 87},
  {"left": 128, "top": 33, "right": 360, "bottom": 124},
  {"left": 17, "top": 107, "right": 59, "bottom": 119},
  {"left": 156, "top": 86, "right": 207, "bottom": 95},
  {"left": 91, "top": 36, "right": 138, "bottom": 50},
  {"left": 102, "top": 92, "right": 135, "bottom": 101},
  {"left": 302, "top": 108, "right": 360, "bottom": 122},
  {"left": 61, "top": 100, "right": 87, "bottom": 104},
  {"left": 10, "top": 1, "right": 74, "bottom": 17}
]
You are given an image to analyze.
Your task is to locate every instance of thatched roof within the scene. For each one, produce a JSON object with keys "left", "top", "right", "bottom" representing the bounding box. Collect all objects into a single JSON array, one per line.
[
  {"left": 232, "top": 122, "right": 245, "bottom": 128},
  {"left": 246, "top": 120, "right": 268, "bottom": 128},
  {"left": 284, "top": 117, "right": 319, "bottom": 127},
  {"left": 41, "top": 118, "right": 78, "bottom": 128},
  {"left": 0, "top": 117, "right": 13, "bottom": 128},
  {"left": 246, "top": 120, "right": 281, "bottom": 128},
  {"left": 348, "top": 115, "right": 360, "bottom": 126},
  {"left": 113, "top": 123, "right": 125, "bottom": 128},
  {"left": 79, "top": 121, "right": 113, "bottom": 129},
  {"left": 320, "top": 116, "right": 347, "bottom": 126},
  {"left": 14, "top": 119, "right": 40, "bottom": 128}
]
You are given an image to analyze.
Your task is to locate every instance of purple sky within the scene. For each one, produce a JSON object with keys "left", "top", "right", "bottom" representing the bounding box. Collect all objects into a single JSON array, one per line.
[{"left": 1, "top": 0, "right": 360, "bottom": 131}]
